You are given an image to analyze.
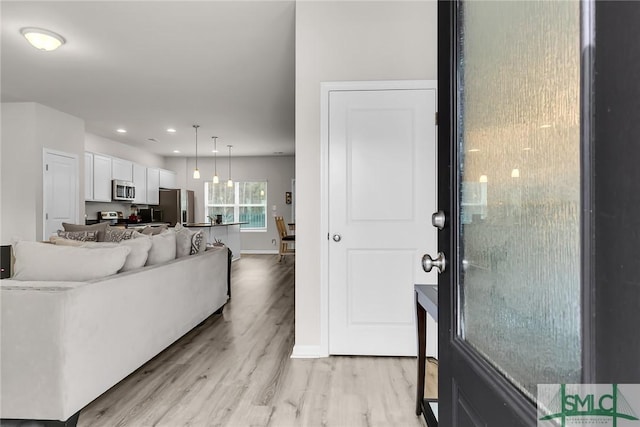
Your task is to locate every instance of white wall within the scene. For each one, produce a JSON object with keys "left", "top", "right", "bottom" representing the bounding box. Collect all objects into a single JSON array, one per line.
[
  {"left": 177, "top": 155, "right": 295, "bottom": 252},
  {"left": 1, "top": 102, "right": 85, "bottom": 244},
  {"left": 164, "top": 157, "right": 188, "bottom": 189},
  {"left": 294, "top": 1, "right": 437, "bottom": 352}
]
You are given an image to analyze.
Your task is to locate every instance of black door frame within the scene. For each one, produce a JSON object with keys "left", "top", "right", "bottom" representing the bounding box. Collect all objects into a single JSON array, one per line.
[{"left": 437, "top": 0, "right": 597, "bottom": 425}]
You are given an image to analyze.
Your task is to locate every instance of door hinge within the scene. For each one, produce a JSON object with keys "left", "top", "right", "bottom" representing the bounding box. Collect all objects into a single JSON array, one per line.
[
  {"left": 45, "top": 164, "right": 49, "bottom": 171},
  {"left": 435, "top": 112, "right": 438, "bottom": 126},
  {"left": 46, "top": 213, "right": 49, "bottom": 220}
]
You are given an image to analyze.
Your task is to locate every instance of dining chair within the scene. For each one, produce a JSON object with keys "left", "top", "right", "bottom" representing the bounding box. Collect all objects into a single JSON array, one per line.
[{"left": 275, "top": 216, "right": 295, "bottom": 263}]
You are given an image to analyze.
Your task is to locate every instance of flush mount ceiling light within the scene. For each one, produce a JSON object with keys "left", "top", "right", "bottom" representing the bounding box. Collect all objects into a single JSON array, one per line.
[
  {"left": 116, "top": 128, "right": 127, "bottom": 133},
  {"left": 166, "top": 128, "right": 176, "bottom": 133},
  {"left": 20, "top": 27, "right": 65, "bottom": 51}
]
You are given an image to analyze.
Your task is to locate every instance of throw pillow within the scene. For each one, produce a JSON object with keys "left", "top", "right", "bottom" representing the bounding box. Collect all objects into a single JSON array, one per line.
[
  {"left": 191, "top": 230, "right": 204, "bottom": 255},
  {"left": 104, "top": 227, "right": 138, "bottom": 242},
  {"left": 62, "top": 222, "right": 109, "bottom": 242},
  {"left": 141, "top": 225, "right": 168, "bottom": 236},
  {"left": 57, "top": 230, "right": 98, "bottom": 241},
  {"left": 174, "top": 225, "right": 193, "bottom": 258},
  {"left": 12, "top": 241, "right": 130, "bottom": 281},
  {"left": 146, "top": 230, "right": 176, "bottom": 265},
  {"left": 118, "top": 237, "right": 152, "bottom": 271},
  {"left": 80, "top": 237, "right": 152, "bottom": 272}
]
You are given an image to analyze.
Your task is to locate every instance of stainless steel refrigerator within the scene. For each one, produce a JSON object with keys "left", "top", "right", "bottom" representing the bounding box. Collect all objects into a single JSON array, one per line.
[{"left": 158, "top": 188, "right": 194, "bottom": 226}]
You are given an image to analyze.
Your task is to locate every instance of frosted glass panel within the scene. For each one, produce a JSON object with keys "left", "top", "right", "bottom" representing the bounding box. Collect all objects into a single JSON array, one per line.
[{"left": 457, "top": 0, "right": 581, "bottom": 399}]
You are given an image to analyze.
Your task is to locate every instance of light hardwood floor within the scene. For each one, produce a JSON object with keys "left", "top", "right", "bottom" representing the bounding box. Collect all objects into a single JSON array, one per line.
[{"left": 79, "top": 255, "right": 429, "bottom": 427}]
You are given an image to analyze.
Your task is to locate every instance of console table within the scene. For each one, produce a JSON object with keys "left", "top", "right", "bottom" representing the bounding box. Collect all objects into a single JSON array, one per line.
[{"left": 415, "top": 284, "right": 438, "bottom": 427}]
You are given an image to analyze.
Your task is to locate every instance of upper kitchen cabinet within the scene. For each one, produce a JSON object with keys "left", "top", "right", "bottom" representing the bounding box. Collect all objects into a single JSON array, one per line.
[
  {"left": 133, "top": 163, "right": 147, "bottom": 204},
  {"left": 159, "top": 169, "right": 177, "bottom": 189},
  {"left": 147, "top": 168, "right": 160, "bottom": 205},
  {"left": 112, "top": 158, "right": 133, "bottom": 182},
  {"left": 92, "top": 154, "right": 112, "bottom": 202},
  {"left": 84, "top": 152, "right": 94, "bottom": 201}
]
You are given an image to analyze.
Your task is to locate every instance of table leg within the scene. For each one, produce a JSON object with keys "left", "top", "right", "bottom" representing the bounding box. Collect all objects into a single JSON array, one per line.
[{"left": 416, "top": 292, "right": 427, "bottom": 416}]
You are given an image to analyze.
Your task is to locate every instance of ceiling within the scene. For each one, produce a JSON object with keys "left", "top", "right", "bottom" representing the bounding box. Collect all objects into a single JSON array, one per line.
[{"left": 1, "top": 1, "right": 296, "bottom": 157}]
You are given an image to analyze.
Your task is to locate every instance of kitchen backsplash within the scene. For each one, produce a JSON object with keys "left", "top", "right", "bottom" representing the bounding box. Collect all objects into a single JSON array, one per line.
[{"left": 85, "top": 202, "right": 149, "bottom": 222}]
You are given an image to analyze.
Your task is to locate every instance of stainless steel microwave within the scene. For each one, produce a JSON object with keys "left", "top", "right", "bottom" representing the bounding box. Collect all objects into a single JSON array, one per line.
[{"left": 112, "top": 179, "right": 135, "bottom": 201}]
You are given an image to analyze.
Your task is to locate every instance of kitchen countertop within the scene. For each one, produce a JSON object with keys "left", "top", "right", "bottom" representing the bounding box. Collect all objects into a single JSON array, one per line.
[
  {"left": 183, "top": 222, "right": 248, "bottom": 227},
  {"left": 127, "top": 222, "right": 170, "bottom": 228}
]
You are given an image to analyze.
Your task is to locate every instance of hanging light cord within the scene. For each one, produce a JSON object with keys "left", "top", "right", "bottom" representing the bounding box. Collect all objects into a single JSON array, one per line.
[
  {"left": 194, "top": 125, "right": 199, "bottom": 169},
  {"left": 213, "top": 137, "right": 218, "bottom": 175},
  {"left": 227, "top": 145, "right": 233, "bottom": 187}
]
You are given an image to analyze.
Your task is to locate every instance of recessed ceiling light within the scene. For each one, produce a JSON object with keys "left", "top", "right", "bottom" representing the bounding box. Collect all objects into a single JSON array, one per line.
[
  {"left": 116, "top": 129, "right": 127, "bottom": 133},
  {"left": 20, "top": 27, "right": 65, "bottom": 51},
  {"left": 173, "top": 150, "right": 181, "bottom": 153},
  {"left": 212, "top": 150, "right": 219, "bottom": 153},
  {"left": 523, "top": 147, "right": 532, "bottom": 151},
  {"left": 167, "top": 128, "right": 176, "bottom": 133},
  {"left": 540, "top": 124, "right": 552, "bottom": 129},
  {"left": 468, "top": 148, "right": 480, "bottom": 152}
]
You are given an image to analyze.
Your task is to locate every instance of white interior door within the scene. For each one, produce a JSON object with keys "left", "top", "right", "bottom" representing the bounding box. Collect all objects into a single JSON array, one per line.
[
  {"left": 44, "top": 150, "right": 78, "bottom": 240},
  {"left": 328, "top": 85, "right": 437, "bottom": 356}
]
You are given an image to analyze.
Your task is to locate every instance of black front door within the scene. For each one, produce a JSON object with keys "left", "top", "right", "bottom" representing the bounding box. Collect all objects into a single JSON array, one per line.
[{"left": 436, "top": 1, "right": 586, "bottom": 425}]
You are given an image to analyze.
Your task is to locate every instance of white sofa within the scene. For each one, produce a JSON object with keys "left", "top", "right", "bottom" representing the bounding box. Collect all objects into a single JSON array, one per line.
[{"left": 0, "top": 244, "right": 229, "bottom": 426}]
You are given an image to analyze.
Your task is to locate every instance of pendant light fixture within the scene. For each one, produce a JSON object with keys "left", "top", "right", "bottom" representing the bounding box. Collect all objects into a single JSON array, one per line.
[
  {"left": 193, "top": 125, "right": 200, "bottom": 179},
  {"left": 212, "top": 136, "right": 219, "bottom": 184},
  {"left": 227, "top": 145, "right": 233, "bottom": 188}
]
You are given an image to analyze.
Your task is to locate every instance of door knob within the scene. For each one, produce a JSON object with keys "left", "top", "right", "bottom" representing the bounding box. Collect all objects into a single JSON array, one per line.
[
  {"left": 432, "top": 211, "right": 446, "bottom": 230},
  {"left": 422, "top": 252, "right": 446, "bottom": 273},
  {"left": 332, "top": 234, "right": 342, "bottom": 242}
]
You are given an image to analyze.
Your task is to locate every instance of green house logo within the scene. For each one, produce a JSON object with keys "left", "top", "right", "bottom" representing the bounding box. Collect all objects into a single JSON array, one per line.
[{"left": 539, "top": 384, "right": 639, "bottom": 427}]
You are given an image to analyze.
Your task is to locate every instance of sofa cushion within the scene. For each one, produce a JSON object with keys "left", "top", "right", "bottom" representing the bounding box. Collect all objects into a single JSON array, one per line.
[
  {"left": 146, "top": 230, "right": 176, "bottom": 265},
  {"left": 56, "top": 230, "right": 98, "bottom": 241},
  {"left": 104, "top": 227, "right": 138, "bottom": 242},
  {"left": 141, "top": 225, "right": 169, "bottom": 236},
  {"left": 53, "top": 235, "right": 153, "bottom": 272},
  {"left": 62, "top": 222, "right": 109, "bottom": 241},
  {"left": 117, "top": 237, "right": 152, "bottom": 271},
  {"left": 12, "top": 241, "right": 130, "bottom": 281},
  {"left": 51, "top": 237, "right": 85, "bottom": 247}
]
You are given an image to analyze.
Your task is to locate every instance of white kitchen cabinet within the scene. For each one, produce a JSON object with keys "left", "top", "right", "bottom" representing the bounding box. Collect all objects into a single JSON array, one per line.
[
  {"left": 84, "top": 152, "right": 94, "bottom": 201},
  {"left": 133, "top": 163, "right": 147, "bottom": 204},
  {"left": 112, "top": 157, "right": 133, "bottom": 182},
  {"left": 159, "top": 169, "right": 177, "bottom": 189},
  {"left": 92, "top": 154, "right": 112, "bottom": 202},
  {"left": 146, "top": 167, "right": 160, "bottom": 205}
]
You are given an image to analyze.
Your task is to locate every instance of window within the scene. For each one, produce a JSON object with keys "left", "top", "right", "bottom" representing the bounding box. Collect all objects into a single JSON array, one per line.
[{"left": 205, "top": 181, "right": 267, "bottom": 231}]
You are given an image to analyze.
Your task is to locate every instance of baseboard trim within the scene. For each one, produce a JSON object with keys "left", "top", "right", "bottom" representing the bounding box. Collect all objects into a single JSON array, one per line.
[
  {"left": 290, "top": 345, "right": 329, "bottom": 359},
  {"left": 241, "top": 249, "right": 279, "bottom": 255}
]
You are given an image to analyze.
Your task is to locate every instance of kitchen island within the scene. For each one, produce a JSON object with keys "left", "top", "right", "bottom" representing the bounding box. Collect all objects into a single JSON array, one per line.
[{"left": 184, "top": 222, "right": 246, "bottom": 261}]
